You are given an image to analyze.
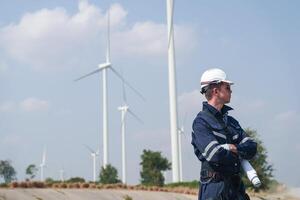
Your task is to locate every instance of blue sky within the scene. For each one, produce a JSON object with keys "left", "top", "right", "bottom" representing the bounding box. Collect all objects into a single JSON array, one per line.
[{"left": 0, "top": 0, "right": 299, "bottom": 187}]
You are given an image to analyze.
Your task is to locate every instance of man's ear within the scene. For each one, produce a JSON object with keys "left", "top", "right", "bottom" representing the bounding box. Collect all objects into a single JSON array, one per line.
[{"left": 212, "top": 87, "right": 218, "bottom": 95}]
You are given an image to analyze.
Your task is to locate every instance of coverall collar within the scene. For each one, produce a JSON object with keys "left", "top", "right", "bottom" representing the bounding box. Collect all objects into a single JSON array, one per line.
[{"left": 202, "top": 101, "right": 233, "bottom": 118}]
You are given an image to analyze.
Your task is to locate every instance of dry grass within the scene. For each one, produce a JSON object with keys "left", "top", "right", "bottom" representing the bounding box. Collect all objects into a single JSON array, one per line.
[{"left": 6, "top": 181, "right": 199, "bottom": 196}]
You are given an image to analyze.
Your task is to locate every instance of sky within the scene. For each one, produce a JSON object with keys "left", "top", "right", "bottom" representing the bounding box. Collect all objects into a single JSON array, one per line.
[{"left": 0, "top": 0, "right": 300, "bottom": 187}]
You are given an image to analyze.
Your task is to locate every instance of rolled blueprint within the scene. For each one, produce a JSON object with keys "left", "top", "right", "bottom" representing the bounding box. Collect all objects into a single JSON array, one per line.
[{"left": 221, "top": 144, "right": 261, "bottom": 187}]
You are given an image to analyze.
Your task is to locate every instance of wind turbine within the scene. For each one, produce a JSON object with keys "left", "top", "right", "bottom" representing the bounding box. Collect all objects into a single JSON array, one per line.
[
  {"left": 178, "top": 113, "right": 187, "bottom": 182},
  {"left": 84, "top": 145, "right": 99, "bottom": 182},
  {"left": 40, "top": 147, "right": 46, "bottom": 181},
  {"left": 59, "top": 169, "right": 65, "bottom": 182},
  {"left": 75, "top": 7, "right": 144, "bottom": 168},
  {"left": 178, "top": 125, "right": 184, "bottom": 182},
  {"left": 166, "top": 0, "right": 180, "bottom": 182},
  {"left": 118, "top": 77, "right": 143, "bottom": 184}
]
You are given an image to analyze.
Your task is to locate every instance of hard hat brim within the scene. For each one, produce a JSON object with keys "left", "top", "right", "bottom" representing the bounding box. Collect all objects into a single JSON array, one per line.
[
  {"left": 200, "top": 79, "right": 234, "bottom": 87},
  {"left": 222, "top": 80, "right": 234, "bottom": 85}
]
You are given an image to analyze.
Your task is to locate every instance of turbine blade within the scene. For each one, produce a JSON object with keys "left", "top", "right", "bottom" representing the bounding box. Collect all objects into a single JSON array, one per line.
[
  {"left": 110, "top": 67, "right": 146, "bottom": 101},
  {"left": 120, "top": 69, "right": 127, "bottom": 104},
  {"left": 121, "top": 110, "right": 126, "bottom": 127},
  {"left": 42, "top": 147, "right": 46, "bottom": 165},
  {"left": 83, "top": 144, "right": 95, "bottom": 153},
  {"left": 183, "top": 112, "right": 188, "bottom": 127},
  {"left": 106, "top": 8, "right": 111, "bottom": 63},
  {"left": 74, "top": 68, "right": 102, "bottom": 82},
  {"left": 128, "top": 109, "right": 143, "bottom": 124}
]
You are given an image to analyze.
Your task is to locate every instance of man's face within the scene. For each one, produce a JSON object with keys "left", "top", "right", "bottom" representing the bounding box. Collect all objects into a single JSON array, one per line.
[{"left": 216, "top": 82, "right": 232, "bottom": 104}]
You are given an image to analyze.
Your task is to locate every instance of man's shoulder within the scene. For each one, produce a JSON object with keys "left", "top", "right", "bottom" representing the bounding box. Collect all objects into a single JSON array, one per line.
[
  {"left": 192, "top": 111, "right": 209, "bottom": 127},
  {"left": 227, "top": 115, "right": 242, "bottom": 128},
  {"left": 193, "top": 110, "right": 213, "bottom": 121},
  {"left": 192, "top": 111, "right": 220, "bottom": 130}
]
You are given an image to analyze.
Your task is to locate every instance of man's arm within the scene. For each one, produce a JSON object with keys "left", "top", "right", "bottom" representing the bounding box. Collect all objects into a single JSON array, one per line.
[
  {"left": 228, "top": 116, "right": 257, "bottom": 160},
  {"left": 236, "top": 130, "right": 257, "bottom": 160},
  {"left": 192, "top": 118, "right": 240, "bottom": 173}
]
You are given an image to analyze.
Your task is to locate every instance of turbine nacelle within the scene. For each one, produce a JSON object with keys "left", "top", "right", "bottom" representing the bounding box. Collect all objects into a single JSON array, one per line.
[
  {"left": 118, "top": 105, "right": 129, "bottom": 112},
  {"left": 178, "top": 126, "right": 184, "bottom": 134},
  {"left": 98, "top": 62, "right": 111, "bottom": 70}
]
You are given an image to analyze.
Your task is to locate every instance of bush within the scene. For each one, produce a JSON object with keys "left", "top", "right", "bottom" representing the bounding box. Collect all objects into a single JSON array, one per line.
[
  {"left": 67, "top": 177, "right": 85, "bottom": 183},
  {"left": 19, "top": 182, "right": 28, "bottom": 188},
  {"left": 10, "top": 182, "right": 18, "bottom": 188},
  {"left": 242, "top": 128, "right": 274, "bottom": 191},
  {"left": 80, "top": 183, "right": 90, "bottom": 188},
  {"left": 32, "top": 181, "right": 45, "bottom": 188},
  {"left": 99, "top": 164, "right": 121, "bottom": 184},
  {"left": 140, "top": 150, "right": 171, "bottom": 186},
  {"left": 0, "top": 160, "right": 17, "bottom": 183},
  {"left": 165, "top": 180, "right": 199, "bottom": 189},
  {"left": 0, "top": 183, "right": 8, "bottom": 188}
]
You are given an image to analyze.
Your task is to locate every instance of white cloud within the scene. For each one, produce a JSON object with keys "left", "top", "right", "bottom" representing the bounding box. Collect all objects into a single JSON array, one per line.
[
  {"left": 0, "top": 1, "right": 197, "bottom": 70},
  {"left": 132, "top": 128, "right": 171, "bottom": 153},
  {"left": 178, "top": 89, "right": 204, "bottom": 116},
  {"left": 0, "top": 60, "right": 8, "bottom": 72},
  {"left": 0, "top": 101, "right": 16, "bottom": 112},
  {"left": 231, "top": 95, "right": 266, "bottom": 112},
  {"left": 20, "top": 98, "right": 49, "bottom": 112},
  {"left": 1, "top": 134, "right": 23, "bottom": 146},
  {"left": 0, "top": 1, "right": 105, "bottom": 70},
  {"left": 274, "top": 110, "right": 299, "bottom": 122}
]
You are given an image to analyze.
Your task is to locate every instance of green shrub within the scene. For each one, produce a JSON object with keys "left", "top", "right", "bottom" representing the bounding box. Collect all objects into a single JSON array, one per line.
[
  {"left": 165, "top": 180, "right": 199, "bottom": 189},
  {"left": 66, "top": 177, "right": 85, "bottom": 183},
  {"left": 99, "top": 164, "right": 121, "bottom": 184}
]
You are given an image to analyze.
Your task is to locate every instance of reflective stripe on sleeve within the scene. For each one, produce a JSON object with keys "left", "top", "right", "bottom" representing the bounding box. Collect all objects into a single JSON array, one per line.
[
  {"left": 213, "top": 131, "right": 226, "bottom": 139},
  {"left": 206, "top": 145, "right": 222, "bottom": 161},
  {"left": 232, "top": 134, "right": 239, "bottom": 140},
  {"left": 239, "top": 137, "right": 251, "bottom": 144},
  {"left": 202, "top": 141, "right": 218, "bottom": 157}
]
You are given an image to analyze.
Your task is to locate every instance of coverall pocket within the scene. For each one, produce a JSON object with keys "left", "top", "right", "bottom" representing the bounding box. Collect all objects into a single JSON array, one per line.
[{"left": 199, "top": 181, "right": 225, "bottom": 200}]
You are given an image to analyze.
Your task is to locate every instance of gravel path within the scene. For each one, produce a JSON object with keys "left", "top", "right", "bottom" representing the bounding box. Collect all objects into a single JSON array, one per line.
[
  {"left": 0, "top": 188, "right": 299, "bottom": 200},
  {"left": 0, "top": 189, "right": 196, "bottom": 200}
]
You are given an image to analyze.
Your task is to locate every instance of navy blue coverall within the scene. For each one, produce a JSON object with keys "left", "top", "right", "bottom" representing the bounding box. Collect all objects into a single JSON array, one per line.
[{"left": 191, "top": 102, "right": 257, "bottom": 200}]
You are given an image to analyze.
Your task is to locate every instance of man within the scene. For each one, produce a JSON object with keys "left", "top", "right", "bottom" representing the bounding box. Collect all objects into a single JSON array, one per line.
[{"left": 191, "top": 68, "right": 257, "bottom": 200}]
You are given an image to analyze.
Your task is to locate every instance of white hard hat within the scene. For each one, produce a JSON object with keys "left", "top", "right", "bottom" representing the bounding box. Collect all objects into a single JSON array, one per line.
[{"left": 200, "top": 68, "right": 234, "bottom": 94}]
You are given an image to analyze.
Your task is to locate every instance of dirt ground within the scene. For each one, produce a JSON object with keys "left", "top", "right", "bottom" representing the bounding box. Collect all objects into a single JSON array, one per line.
[{"left": 0, "top": 188, "right": 299, "bottom": 200}]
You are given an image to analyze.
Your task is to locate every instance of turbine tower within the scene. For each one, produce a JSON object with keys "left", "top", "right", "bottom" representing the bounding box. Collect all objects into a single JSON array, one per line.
[
  {"left": 166, "top": 0, "right": 180, "bottom": 182},
  {"left": 178, "top": 125, "right": 184, "bottom": 182},
  {"left": 84, "top": 145, "right": 99, "bottom": 182},
  {"left": 118, "top": 77, "right": 143, "bottom": 184},
  {"left": 59, "top": 169, "right": 65, "bottom": 182},
  {"left": 75, "top": 7, "right": 144, "bottom": 168},
  {"left": 40, "top": 147, "right": 46, "bottom": 182}
]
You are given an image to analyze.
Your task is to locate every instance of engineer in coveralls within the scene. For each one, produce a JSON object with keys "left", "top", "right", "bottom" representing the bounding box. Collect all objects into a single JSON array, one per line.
[{"left": 191, "top": 68, "right": 257, "bottom": 200}]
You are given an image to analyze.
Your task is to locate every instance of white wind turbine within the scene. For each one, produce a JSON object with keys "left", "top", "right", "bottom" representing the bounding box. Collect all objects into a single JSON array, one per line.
[
  {"left": 178, "top": 113, "right": 187, "bottom": 182},
  {"left": 178, "top": 125, "right": 184, "bottom": 182},
  {"left": 84, "top": 145, "right": 99, "bottom": 182},
  {"left": 118, "top": 78, "right": 143, "bottom": 184},
  {"left": 59, "top": 169, "right": 65, "bottom": 182},
  {"left": 166, "top": 0, "right": 180, "bottom": 182},
  {"left": 40, "top": 147, "right": 46, "bottom": 182},
  {"left": 75, "top": 7, "right": 144, "bottom": 168}
]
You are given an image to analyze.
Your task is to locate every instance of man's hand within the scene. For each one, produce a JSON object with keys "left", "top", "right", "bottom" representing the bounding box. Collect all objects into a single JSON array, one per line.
[{"left": 228, "top": 144, "right": 238, "bottom": 154}]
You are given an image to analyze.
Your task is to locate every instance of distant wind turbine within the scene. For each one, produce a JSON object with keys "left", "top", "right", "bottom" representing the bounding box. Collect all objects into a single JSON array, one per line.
[
  {"left": 178, "top": 113, "right": 187, "bottom": 182},
  {"left": 40, "top": 147, "right": 46, "bottom": 181},
  {"left": 75, "top": 7, "right": 144, "bottom": 169},
  {"left": 84, "top": 145, "right": 99, "bottom": 182},
  {"left": 59, "top": 169, "right": 65, "bottom": 182},
  {"left": 118, "top": 77, "right": 143, "bottom": 184},
  {"left": 178, "top": 125, "right": 184, "bottom": 182}
]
